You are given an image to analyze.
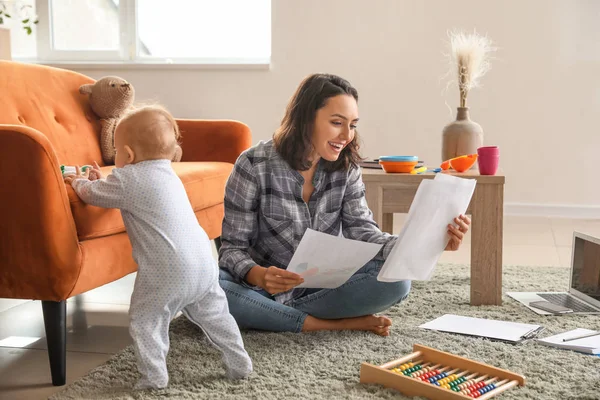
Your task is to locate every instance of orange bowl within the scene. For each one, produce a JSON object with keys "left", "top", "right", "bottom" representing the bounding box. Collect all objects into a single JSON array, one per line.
[
  {"left": 449, "top": 154, "right": 478, "bottom": 172},
  {"left": 379, "top": 160, "right": 418, "bottom": 173}
]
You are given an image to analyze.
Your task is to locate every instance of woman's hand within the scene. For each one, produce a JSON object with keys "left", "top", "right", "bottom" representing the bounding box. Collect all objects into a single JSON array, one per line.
[
  {"left": 445, "top": 214, "right": 471, "bottom": 251},
  {"left": 247, "top": 265, "right": 304, "bottom": 295}
]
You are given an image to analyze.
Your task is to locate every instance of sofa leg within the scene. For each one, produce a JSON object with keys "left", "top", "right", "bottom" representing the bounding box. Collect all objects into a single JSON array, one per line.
[
  {"left": 214, "top": 236, "right": 222, "bottom": 252},
  {"left": 42, "top": 300, "right": 66, "bottom": 386}
]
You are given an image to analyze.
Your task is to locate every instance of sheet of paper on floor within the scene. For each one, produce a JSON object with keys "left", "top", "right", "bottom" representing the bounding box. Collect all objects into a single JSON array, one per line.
[{"left": 378, "top": 174, "right": 476, "bottom": 282}]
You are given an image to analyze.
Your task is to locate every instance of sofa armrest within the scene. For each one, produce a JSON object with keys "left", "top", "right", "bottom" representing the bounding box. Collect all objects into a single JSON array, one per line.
[
  {"left": 176, "top": 119, "right": 252, "bottom": 164},
  {"left": 0, "top": 124, "right": 82, "bottom": 301}
]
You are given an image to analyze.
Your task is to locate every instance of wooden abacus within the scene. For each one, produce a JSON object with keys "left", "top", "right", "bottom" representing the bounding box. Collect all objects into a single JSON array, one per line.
[{"left": 360, "top": 344, "right": 525, "bottom": 399}]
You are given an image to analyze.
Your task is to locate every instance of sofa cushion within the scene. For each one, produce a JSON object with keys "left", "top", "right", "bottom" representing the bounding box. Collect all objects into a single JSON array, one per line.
[{"left": 68, "top": 161, "right": 234, "bottom": 240}]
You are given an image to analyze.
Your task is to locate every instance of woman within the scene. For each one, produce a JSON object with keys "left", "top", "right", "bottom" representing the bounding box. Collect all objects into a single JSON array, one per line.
[{"left": 218, "top": 73, "right": 470, "bottom": 336}]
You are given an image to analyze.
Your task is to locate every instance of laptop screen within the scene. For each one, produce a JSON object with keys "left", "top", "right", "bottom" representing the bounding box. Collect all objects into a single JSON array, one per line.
[{"left": 571, "top": 235, "right": 600, "bottom": 301}]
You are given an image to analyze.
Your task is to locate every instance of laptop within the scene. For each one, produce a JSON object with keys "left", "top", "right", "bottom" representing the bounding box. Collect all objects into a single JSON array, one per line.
[{"left": 507, "top": 231, "right": 600, "bottom": 315}]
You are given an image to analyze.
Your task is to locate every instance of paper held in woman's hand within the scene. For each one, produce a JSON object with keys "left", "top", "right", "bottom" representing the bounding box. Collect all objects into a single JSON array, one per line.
[
  {"left": 287, "top": 229, "right": 383, "bottom": 288},
  {"left": 377, "top": 174, "right": 477, "bottom": 282}
]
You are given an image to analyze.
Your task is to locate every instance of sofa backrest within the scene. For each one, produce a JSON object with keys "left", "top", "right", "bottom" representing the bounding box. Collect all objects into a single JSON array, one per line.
[{"left": 0, "top": 61, "right": 104, "bottom": 166}]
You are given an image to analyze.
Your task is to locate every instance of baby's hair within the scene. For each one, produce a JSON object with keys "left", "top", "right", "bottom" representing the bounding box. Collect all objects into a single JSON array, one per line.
[{"left": 117, "top": 104, "right": 180, "bottom": 160}]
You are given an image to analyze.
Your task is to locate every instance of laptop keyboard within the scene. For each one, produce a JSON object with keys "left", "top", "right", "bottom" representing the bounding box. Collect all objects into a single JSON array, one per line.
[{"left": 537, "top": 293, "right": 600, "bottom": 313}]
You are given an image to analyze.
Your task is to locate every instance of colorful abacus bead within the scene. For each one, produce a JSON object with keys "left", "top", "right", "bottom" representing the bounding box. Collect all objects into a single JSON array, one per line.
[
  {"left": 458, "top": 379, "right": 474, "bottom": 390},
  {"left": 447, "top": 376, "right": 467, "bottom": 390},
  {"left": 404, "top": 364, "right": 422, "bottom": 375},
  {"left": 484, "top": 383, "right": 496, "bottom": 392},
  {"left": 468, "top": 382, "right": 486, "bottom": 394},
  {"left": 412, "top": 367, "right": 430, "bottom": 378},
  {"left": 393, "top": 362, "right": 420, "bottom": 375},
  {"left": 442, "top": 375, "right": 464, "bottom": 389},
  {"left": 460, "top": 381, "right": 484, "bottom": 395},
  {"left": 429, "top": 372, "right": 448, "bottom": 383},
  {"left": 428, "top": 373, "right": 439, "bottom": 382},
  {"left": 400, "top": 362, "right": 414, "bottom": 371},
  {"left": 473, "top": 383, "right": 496, "bottom": 397},
  {"left": 439, "top": 374, "right": 457, "bottom": 385},
  {"left": 410, "top": 365, "right": 428, "bottom": 378},
  {"left": 406, "top": 366, "right": 422, "bottom": 376},
  {"left": 420, "top": 373, "right": 433, "bottom": 381},
  {"left": 451, "top": 377, "right": 466, "bottom": 386},
  {"left": 419, "top": 370, "right": 438, "bottom": 381}
]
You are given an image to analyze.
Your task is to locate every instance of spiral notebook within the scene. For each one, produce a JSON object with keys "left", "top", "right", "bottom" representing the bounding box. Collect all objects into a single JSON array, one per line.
[{"left": 419, "top": 314, "right": 544, "bottom": 344}]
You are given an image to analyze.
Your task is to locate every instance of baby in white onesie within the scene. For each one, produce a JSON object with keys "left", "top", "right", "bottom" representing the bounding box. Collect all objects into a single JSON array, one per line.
[{"left": 64, "top": 106, "right": 252, "bottom": 389}]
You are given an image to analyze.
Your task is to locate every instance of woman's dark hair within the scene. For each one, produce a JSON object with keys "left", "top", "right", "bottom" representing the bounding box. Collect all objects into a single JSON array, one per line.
[{"left": 273, "top": 73, "right": 363, "bottom": 172}]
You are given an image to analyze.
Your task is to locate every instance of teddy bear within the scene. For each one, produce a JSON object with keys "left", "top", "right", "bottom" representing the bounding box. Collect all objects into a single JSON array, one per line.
[{"left": 79, "top": 76, "right": 182, "bottom": 165}]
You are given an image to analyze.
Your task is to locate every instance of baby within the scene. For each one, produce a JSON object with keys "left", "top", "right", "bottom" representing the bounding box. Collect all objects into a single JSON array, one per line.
[{"left": 65, "top": 105, "right": 252, "bottom": 389}]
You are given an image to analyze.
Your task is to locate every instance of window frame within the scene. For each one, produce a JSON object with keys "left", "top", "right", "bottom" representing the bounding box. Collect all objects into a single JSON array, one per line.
[{"left": 31, "top": 0, "right": 271, "bottom": 67}]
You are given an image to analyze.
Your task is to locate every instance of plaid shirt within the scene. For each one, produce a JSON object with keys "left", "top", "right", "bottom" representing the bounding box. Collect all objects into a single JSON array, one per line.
[{"left": 219, "top": 140, "right": 397, "bottom": 304}]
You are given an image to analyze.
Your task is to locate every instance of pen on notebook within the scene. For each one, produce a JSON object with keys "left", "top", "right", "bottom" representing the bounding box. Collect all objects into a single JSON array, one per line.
[{"left": 562, "top": 331, "right": 600, "bottom": 342}]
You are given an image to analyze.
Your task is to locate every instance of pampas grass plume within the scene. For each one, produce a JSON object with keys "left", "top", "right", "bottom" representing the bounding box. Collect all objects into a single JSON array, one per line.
[{"left": 447, "top": 30, "right": 496, "bottom": 107}]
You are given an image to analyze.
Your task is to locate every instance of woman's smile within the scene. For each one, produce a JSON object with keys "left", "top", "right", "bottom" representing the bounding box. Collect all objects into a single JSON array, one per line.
[{"left": 328, "top": 141, "right": 346, "bottom": 153}]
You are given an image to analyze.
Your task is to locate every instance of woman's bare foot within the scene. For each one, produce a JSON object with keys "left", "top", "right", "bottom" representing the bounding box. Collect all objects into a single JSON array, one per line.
[
  {"left": 344, "top": 315, "right": 392, "bottom": 336},
  {"left": 302, "top": 314, "right": 392, "bottom": 336}
]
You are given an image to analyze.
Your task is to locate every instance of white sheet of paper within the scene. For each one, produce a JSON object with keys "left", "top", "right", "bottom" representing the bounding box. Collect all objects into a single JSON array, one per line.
[
  {"left": 377, "top": 174, "right": 476, "bottom": 282},
  {"left": 419, "top": 314, "right": 542, "bottom": 343},
  {"left": 286, "top": 229, "right": 383, "bottom": 289}
]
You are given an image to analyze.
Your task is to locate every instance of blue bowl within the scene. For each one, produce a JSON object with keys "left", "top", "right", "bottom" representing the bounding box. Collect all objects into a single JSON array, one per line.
[{"left": 378, "top": 155, "right": 418, "bottom": 162}]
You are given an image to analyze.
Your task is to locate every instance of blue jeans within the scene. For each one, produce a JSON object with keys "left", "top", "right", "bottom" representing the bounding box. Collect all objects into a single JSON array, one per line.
[{"left": 218, "top": 260, "right": 411, "bottom": 333}]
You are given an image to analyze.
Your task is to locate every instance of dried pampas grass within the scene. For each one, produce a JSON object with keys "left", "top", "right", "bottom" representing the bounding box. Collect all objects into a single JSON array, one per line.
[{"left": 444, "top": 30, "right": 496, "bottom": 107}]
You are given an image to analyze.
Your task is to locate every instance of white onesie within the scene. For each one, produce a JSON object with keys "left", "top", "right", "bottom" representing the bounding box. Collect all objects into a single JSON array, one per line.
[{"left": 72, "top": 159, "right": 252, "bottom": 389}]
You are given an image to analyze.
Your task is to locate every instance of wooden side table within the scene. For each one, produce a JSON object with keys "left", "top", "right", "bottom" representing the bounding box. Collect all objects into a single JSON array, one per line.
[{"left": 362, "top": 168, "right": 505, "bottom": 306}]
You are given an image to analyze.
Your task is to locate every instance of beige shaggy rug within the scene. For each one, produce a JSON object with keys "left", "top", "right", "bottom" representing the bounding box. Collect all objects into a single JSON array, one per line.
[{"left": 51, "top": 264, "right": 600, "bottom": 400}]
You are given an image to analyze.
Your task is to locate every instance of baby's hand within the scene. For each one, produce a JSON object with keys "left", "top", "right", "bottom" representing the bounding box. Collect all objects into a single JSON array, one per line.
[
  {"left": 64, "top": 166, "right": 85, "bottom": 185},
  {"left": 88, "top": 161, "right": 103, "bottom": 181}
]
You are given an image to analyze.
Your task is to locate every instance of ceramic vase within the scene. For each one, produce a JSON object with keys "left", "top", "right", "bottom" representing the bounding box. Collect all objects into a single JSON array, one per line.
[{"left": 441, "top": 107, "right": 483, "bottom": 164}]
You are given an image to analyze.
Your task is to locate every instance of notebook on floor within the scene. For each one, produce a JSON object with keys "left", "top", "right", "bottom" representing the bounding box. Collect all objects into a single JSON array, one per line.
[
  {"left": 507, "top": 231, "right": 600, "bottom": 315},
  {"left": 536, "top": 329, "right": 600, "bottom": 355},
  {"left": 419, "top": 314, "right": 543, "bottom": 344}
]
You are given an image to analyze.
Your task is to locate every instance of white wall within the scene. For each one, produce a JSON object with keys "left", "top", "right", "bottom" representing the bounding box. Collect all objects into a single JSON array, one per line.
[{"left": 66, "top": 0, "right": 600, "bottom": 213}]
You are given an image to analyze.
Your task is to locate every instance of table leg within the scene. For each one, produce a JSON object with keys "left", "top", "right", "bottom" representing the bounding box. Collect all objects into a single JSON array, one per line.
[
  {"left": 382, "top": 213, "right": 394, "bottom": 235},
  {"left": 470, "top": 183, "right": 504, "bottom": 305},
  {"left": 365, "top": 183, "right": 384, "bottom": 227}
]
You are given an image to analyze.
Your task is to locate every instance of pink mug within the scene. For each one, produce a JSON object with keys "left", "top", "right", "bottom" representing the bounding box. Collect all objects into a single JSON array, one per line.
[{"left": 477, "top": 146, "right": 499, "bottom": 175}]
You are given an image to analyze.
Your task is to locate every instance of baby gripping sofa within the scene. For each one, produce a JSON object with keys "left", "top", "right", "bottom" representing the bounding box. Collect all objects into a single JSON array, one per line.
[{"left": 0, "top": 61, "right": 251, "bottom": 386}]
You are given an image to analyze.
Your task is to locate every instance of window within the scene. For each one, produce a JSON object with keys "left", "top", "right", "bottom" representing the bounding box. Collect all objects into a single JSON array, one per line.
[
  {"left": 50, "top": 0, "right": 120, "bottom": 51},
  {"left": 15, "top": 0, "right": 271, "bottom": 65},
  {"left": 136, "top": 0, "right": 270, "bottom": 60}
]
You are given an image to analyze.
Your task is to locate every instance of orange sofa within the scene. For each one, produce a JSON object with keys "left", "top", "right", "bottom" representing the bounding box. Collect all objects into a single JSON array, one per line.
[{"left": 0, "top": 61, "right": 251, "bottom": 386}]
